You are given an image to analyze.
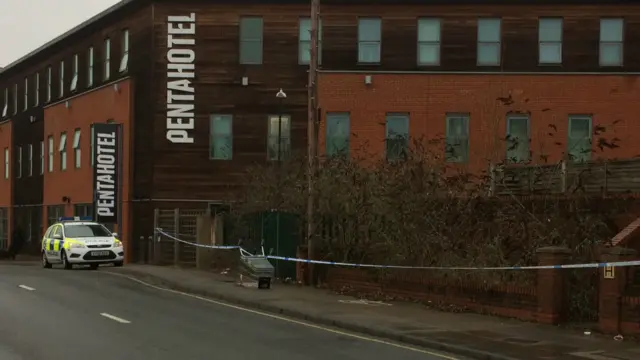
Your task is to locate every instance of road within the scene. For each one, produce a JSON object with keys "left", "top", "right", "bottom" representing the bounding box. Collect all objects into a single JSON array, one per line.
[{"left": 0, "top": 263, "right": 463, "bottom": 360}]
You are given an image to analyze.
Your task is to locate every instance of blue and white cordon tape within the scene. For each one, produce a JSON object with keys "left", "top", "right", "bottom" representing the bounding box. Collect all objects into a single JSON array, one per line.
[{"left": 154, "top": 228, "right": 640, "bottom": 270}]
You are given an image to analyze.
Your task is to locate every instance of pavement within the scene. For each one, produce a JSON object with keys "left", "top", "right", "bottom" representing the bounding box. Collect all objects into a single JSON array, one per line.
[
  {"left": 94, "top": 263, "right": 640, "bottom": 360},
  {"left": 0, "top": 262, "right": 464, "bottom": 360}
]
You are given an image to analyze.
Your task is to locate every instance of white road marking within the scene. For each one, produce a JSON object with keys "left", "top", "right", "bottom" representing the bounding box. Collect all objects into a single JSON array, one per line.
[
  {"left": 18, "top": 285, "right": 35, "bottom": 291},
  {"left": 100, "top": 313, "right": 131, "bottom": 324},
  {"left": 103, "top": 271, "right": 459, "bottom": 359}
]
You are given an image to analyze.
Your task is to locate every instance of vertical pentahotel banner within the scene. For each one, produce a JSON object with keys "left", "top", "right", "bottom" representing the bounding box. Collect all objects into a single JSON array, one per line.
[{"left": 92, "top": 123, "right": 120, "bottom": 224}]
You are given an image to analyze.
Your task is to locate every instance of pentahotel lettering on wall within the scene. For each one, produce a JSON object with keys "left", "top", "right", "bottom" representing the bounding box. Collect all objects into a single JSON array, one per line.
[
  {"left": 92, "top": 123, "right": 120, "bottom": 223},
  {"left": 166, "top": 13, "right": 196, "bottom": 144}
]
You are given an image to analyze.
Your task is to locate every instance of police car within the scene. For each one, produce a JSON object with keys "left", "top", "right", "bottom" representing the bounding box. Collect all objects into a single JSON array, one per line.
[{"left": 41, "top": 217, "right": 124, "bottom": 270}]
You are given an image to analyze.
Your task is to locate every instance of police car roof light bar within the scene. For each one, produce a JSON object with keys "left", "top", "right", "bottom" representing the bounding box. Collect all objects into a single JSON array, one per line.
[{"left": 58, "top": 216, "right": 93, "bottom": 222}]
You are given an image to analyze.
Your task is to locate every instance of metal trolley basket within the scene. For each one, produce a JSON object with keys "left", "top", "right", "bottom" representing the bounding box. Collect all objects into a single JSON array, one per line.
[{"left": 238, "top": 241, "right": 274, "bottom": 289}]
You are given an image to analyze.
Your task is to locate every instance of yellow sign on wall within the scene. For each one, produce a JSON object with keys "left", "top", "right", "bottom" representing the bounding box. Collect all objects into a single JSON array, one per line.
[{"left": 604, "top": 266, "right": 615, "bottom": 279}]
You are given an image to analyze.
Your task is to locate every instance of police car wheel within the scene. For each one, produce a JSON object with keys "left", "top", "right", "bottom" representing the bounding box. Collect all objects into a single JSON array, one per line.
[
  {"left": 42, "top": 252, "right": 52, "bottom": 269},
  {"left": 61, "top": 251, "right": 73, "bottom": 270}
]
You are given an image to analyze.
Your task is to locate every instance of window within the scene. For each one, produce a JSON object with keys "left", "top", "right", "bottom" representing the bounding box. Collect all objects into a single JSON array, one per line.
[
  {"left": 0, "top": 208, "right": 7, "bottom": 249},
  {"left": 70, "top": 54, "right": 78, "bottom": 91},
  {"left": 445, "top": 113, "right": 470, "bottom": 163},
  {"left": 506, "top": 114, "right": 530, "bottom": 163},
  {"left": 477, "top": 18, "right": 501, "bottom": 65},
  {"left": 16, "top": 146, "right": 21, "bottom": 178},
  {"left": 600, "top": 19, "right": 623, "bottom": 66},
  {"left": 28, "top": 144, "right": 33, "bottom": 176},
  {"left": 88, "top": 47, "right": 94, "bottom": 87},
  {"left": 34, "top": 73, "right": 39, "bottom": 106},
  {"left": 73, "top": 129, "right": 81, "bottom": 168},
  {"left": 39, "top": 141, "right": 44, "bottom": 175},
  {"left": 325, "top": 113, "right": 350, "bottom": 157},
  {"left": 358, "top": 18, "right": 381, "bottom": 63},
  {"left": 13, "top": 84, "right": 17, "bottom": 114},
  {"left": 120, "top": 29, "right": 129, "bottom": 72},
  {"left": 417, "top": 18, "right": 440, "bottom": 66},
  {"left": 210, "top": 115, "right": 233, "bottom": 160},
  {"left": 568, "top": 115, "right": 592, "bottom": 162},
  {"left": 2, "top": 88, "right": 7, "bottom": 117},
  {"left": 539, "top": 18, "right": 563, "bottom": 64},
  {"left": 298, "top": 18, "right": 323, "bottom": 65},
  {"left": 3, "top": 148, "right": 8, "bottom": 179},
  {"left": 386, "top": 114, "right": 409, "bottom": 161},
  {"left": 239, "top": 17, "right": 263, "bottom": 64},
  {"left": 59, "top": 132, "right": 67, "bottom": 171},
  {"left": 74, "top": 204, "right": 93, "bottom": 219},
  {"left": 47, "top": 206, "right": 64, "bottom": 227},
  {"left": 23, "top": 77, "right": 28, "bottom": 110},
  {"left": 47, "top": 135, "right": 54, "bottom": 173},
  {"left": 46, "top": 66, "right": 52, "bottom": 102},
  {"left": 104, "top": 38, "right": 111, "bottom": 80},
  {"left": 267, "top": 115, "right": 291, "bottom": 160},
  {"left": 59, "top": 60, "right": 64, "bottom": 98}
]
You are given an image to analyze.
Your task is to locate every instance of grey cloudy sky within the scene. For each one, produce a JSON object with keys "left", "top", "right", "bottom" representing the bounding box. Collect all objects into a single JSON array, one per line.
[{"left": 0, "top": 0, "right": 119, "bottom": 67}]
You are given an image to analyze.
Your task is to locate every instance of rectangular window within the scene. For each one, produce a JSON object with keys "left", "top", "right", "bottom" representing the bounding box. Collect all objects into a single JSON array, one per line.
[
  {"left": 600, "top": 18, "right": 623, "bottom": 66},
  {"left": 477, "top": 18, "right": 501, "bottom": 65},
  {"left": 298, "top": 18, "right": 323, "bottom": 65},
  {"left": 239, "top": 17, "right": 263, "bottom": 64},
  {"left": 23, "top": 77, "right": 28, "bottom": 111},
  {"left": 28, "top": 144, "right": 33, "bottom": 176},
  {"left": 385, "top": 114, "right": 409, "bottom": 161},
  {"left": 506, "top": 114, "right": 530, "bottom": 163},
  {"left": 3, "top": 148, "right": 7, "bottom": 179},
  {"left": 539, "top": 18, "right": 563, "bottom": 64},
  {"left": 120, "top": 29, "right": 129, "bottom": 72},
  {"left": 358, "top": 18, "right": 381, "bottom": 63},
  {"left": 88, "top": 47, "right": 94, "bottom": 87},
  {"left": 0, "top": 208, "right": 8, "bottom": 249},
  {"left": 210, "top": 115, "right": 233, "bottom": 160},
  {"left": 445, "top": 113, "right": 470, "bottom": 163},
  {"left": 74, "top": 204, "right": 93, "bottom": 218},
  {"left": 568, "top": 115, "right": 592, "bottom": 162},
  {"left": 70, "top": 54, "right": 78, "bottom": 91},
  {"left": 267, "top": 115, "right": 291, "bottom": 160},
  {"left": 104, "top": 38, "right": 111, "bottom": 80},
  {"left": 39, "top": 141, "right": 44, "bottom": 175},
  {"left": 59, "top": 60, "right": 64, "bottom": 98},
  {"left": 13, "top": 84, "right": 17, "bottom": 114},
  {"left": 59, "top": 132, "right": 67, "bottom": 171},
  {"left": 34, "top": 73, "right": 39, "bottom": 107},
  {"left": 47, "top": 136, "right": 54, "bottom": 173},
  {"left": 16, "top": 146, "right": 21, "bottom": 178},
  {"left": 47, "top": 206, "right": 64, "bottom": 227},
  {"left": 417, "top": 18, "right": 440, "bottom": 66},
  {"left": 73, "top": 129, "right": 81, "bottom": 168},
  {"left": 46, "top": 66, "right": 52, "bottom": 102},
  {"left": 325, "top": 113, "right": 350, "bottom": 157},
  {"left": 2, "top": 88, "right": 7, "bottom": 117}
]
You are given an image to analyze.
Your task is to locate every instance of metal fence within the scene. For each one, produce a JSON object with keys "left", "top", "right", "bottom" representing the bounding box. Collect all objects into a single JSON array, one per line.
[{"left": 154, "top": 208, "right": 208, "bottom": 266}]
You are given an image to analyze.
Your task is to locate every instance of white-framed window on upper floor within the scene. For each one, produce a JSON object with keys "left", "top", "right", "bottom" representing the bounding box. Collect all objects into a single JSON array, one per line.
[
  {"left": 2, "top": 88, "right": 7, "bottom": 117},
  {"left": 23, "top": 77, "right": 28, "bottom": 111},
  {"left": 417, "top": 18, "right": 440, "bottom": 66},
  {"left": 120, "top": 29, "right": 129, "bottom": 72},
  {"left": 47, "top": 136, "right": 54, "bottom": 173},
  {"left": 59, "top": 132, "right": 67, "bottom": 171},
  {"left": 104, "top": 38, "right": 111, "bottom": 81},
  {"left": 46, "top": 66, "right": 52, "bottom": 102},
  {"left": 358, "top": 17, "right": 381, "bottom": 63},
  {"left": 73, "top": 129, "right": 81, "bottom": 169},
  {"left": 539, "top": 17, "right": 563, "bottom": 64},
  {"left": 39, "top": 141, "right": 44, "bottom": 175},
  {"left": 3, "top": 148, "right": 8, "bottom": 179},
  {"left": 239, "top": 17, "right": 263, "bottom": 65},
  {"left": 59, "top": 60, "right": 65, "bottom": 98},
  {"left": 13, "top": 83, "right": 17, "bottom": 115},
  {"left": 477, "top": 18, "right": 501, "bottom": 66},
  {"left": 16, "top": 146, "right": 21, "bottom": 179},
  {"left": 28, "top": 144, "right": 33, "bottom": 177},
  {"left": 299, "top": 18, "right": 322, "bottom": 65},
  {"left": 70, "top": 54, "right": 78, "bottom": 92},
  {"left": 34, "top": 72, "right": 39, "bottom": 107},
  {"left": 600, "top": 18, "right": 624, "bottom": 67},
  {"left": 88, "top": 46, "right": 94, "bottom": 87}
]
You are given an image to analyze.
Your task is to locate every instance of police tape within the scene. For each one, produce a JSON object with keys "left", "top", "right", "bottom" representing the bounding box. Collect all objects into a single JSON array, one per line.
[{"left": 155, "top": 228, "right": 640, "bottom": 270}]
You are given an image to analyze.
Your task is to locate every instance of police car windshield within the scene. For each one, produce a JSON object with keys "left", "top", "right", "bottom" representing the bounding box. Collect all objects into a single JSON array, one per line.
[{"left": 64, "top": 224, "right": 112, "bottom": 238}]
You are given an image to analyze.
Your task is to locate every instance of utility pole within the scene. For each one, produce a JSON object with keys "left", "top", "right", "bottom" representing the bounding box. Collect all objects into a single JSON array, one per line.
[{"left": 307, "top": 0, "right": 319, "bottom": 285}]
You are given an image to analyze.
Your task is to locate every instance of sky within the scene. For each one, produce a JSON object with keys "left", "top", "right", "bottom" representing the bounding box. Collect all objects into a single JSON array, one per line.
[{"left": 0, "top": 0, "right": 120, "bottom": 67}]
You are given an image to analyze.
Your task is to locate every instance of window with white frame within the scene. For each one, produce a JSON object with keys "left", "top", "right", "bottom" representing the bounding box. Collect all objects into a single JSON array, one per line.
[
  {"left": 13, "top": 83, "right": 17, "bottom": 115},
  {"left": 120, "top": 29, "right": 129, "bottom": 72},
  {"left": 539, "top": 18, "right": 563, "bottom": 64},
  {"left": 298, "top": 18, "right": 323, "bottom": 65},
  {"left": 568, "top": 115, "right": 592, "bottom": 162},
  {"left": 385, "top": 113, "right": 410, "bottom": 161},
  {"left": 104, "top": 38, "right": 111, "bottom": 80},
  {"left": 34, "top": 73, "right": 39, "bottom": 107},
  {"left": 59, "top": 60, "right": 64, "bottom": 98},
  {"left": 16, "top": 146, "right": 21, "bottom": 178},
  {"left": 88, "top": 47, "right": 94, "bottom": 87},
  {"left": 23, "top": 77, "right": 28, "bottom": 111},
  {"left": 417, "top": 18, "right": 440, "bottom": 66},
  {"left": 2, "top": 88, "right": 7, "bottom": 117},
  {"left": 239, "top": 17, "right": 263, "bottom": 64},
  {"left": 358, "top": 18, "right": 381, "bottom": 63},
  {"left": 73, "top": 129, "right": 81, "bottom": 168},
  {"left": 39, "top": 141, "right": 44, "bottom": 175},
  {"left": 477, "top": 18, "right": 501, "bottom": 65},
  {"left": 506, "top": 114, "right": 530, "bottom": 163},
  {"left": 71, "top": 54, "right": 78, "bottom": 91},
  {"left": 47, "top": 136, "right": 53, "bottom": 172},
  {"left": 267, "top": 115, "right": 291, "bottom": 161},
  {"left": 28, "top": 144, "right": 33, "bottom": 176},
  {"left": 210, "top": 115, "right": 233, "bottom": 160},
  {"left": 445, "top": 113, "right": 470, "bottom": 163},
  {"left": 46, "top": 66, "right": 52, "bottom": 102},
  {"left": 59, "top": 133, "right": 67, "bottom": 171},
  {"left": 3, "top": 148, "right": 8, "bottom": 179},
  {"left": 600, "top": 18, "right": 623, "bottom": 66}
]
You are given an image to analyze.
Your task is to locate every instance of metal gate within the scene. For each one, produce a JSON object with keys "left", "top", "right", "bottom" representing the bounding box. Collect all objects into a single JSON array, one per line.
[{"left": 154, "top": 208, "right": 207, "bottom": 267}]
